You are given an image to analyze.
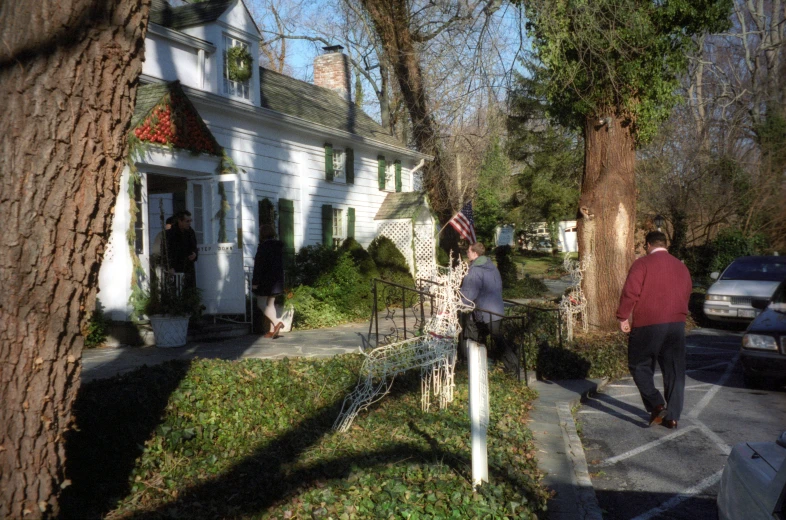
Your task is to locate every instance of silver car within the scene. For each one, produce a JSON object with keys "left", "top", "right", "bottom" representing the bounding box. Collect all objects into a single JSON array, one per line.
[
  {"left": 703, "top": 256, "right": 786, "bottom": 322},
  {"left": 717, "top": 431, "right": 786, "bottom": 520}
]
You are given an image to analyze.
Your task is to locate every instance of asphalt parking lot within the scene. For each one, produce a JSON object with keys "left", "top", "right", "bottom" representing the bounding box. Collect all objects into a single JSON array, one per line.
[{"left": 578, "top": 327, "right": 786, "bottom": 520}]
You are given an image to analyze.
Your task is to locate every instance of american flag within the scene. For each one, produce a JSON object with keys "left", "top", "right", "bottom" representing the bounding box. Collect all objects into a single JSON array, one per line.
[{"left": 448, "top": 201, "right": 476, "bottom": 244}]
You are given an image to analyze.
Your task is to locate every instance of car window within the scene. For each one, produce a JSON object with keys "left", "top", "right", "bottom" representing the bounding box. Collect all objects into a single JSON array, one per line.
[{"left": 721, "top": 259, "right": 786, "bottom": 282}]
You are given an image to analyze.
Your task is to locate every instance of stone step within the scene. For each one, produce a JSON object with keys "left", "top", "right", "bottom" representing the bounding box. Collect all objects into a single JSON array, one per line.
[{"left": 187, "top": 321, "right": 251, "bottom": 342}]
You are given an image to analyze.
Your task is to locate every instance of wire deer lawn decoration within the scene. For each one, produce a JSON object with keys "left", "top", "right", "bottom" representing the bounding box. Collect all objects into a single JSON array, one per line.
[
  {"left": 333, "top": 258, "right": 473, "bottom": 433},
  {"left": 559, "top": 254, "right": 591, "bottom": 342}
]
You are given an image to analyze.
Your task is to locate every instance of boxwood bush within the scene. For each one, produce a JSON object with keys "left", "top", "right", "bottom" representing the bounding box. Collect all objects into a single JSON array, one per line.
[{"left": 288, "top": 238, "right": 416, "bottom": 330}]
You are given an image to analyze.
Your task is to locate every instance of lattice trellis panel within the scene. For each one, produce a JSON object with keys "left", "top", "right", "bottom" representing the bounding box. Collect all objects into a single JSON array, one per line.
[
  {"left": 378, "top": 220, "right": 415, "bottom": 276},
  {"left": 414, "top": 223, "right": 436, "bottom": 277}
]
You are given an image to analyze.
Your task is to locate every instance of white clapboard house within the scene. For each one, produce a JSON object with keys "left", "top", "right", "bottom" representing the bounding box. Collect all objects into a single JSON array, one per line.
[{"left": 97, "top": 0, "right": 432, "bottom": 322}]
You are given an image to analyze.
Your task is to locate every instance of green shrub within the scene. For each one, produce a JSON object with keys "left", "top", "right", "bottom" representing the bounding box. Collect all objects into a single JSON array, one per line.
[
  {"left": 62, "top": 357, "right": 549, "bottom": 519},
  {"left": 288, "top": 285, "right": 347, "bottom": 329},
  {"left": 502, "top": 311, "right": 627, "bottom": 380},
  {"left": 368, "top": 235, "right": 414, "bottom": 286},
  {"left": 82, "top": 310, "right": 109, "bottom": 349},
  {"left": 683, "top": 229, "right": 769, "bottom": 284},
  {"left": 436, "top": 245, "right": 450, "bottom": 267},
  {"left": 292, "top": 245, "right": 341, "bottom": 287},
  {"left": 502, "top": 277, "right": 549, "bottom": 299},
  {"left": 708, "top": 228, "right": 768, "bottom": 274},
  {"left": 340, "top": 237, "right": 378, "bottom": 279},
  {"left": 494, "top": 245, "right": 518, "bottom": 288}
]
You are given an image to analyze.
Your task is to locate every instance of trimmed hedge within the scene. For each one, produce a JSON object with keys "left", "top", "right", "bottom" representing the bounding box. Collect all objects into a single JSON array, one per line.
[{"left": 288, "top": 238, "right": 416, "bottom": 330}]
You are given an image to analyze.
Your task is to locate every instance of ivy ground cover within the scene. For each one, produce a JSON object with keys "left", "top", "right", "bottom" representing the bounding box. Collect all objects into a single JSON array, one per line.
[{"left": 61, "top": 356, "right": 549, "bottom": 519}]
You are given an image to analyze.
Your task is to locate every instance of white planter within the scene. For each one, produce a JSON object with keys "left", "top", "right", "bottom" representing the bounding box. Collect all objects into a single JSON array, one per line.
[{"left": 149, "top": 315, "right": 189, "bottom": 348}]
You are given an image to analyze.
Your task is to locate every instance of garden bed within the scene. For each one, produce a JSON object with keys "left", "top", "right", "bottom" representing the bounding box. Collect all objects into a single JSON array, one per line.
[{"left": 61, "top": 356, "right": 549, "bottom": 519}]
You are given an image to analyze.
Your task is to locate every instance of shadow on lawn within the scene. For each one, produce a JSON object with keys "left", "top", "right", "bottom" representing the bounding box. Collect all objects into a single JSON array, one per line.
[
  {"left": 59, "top": 360, "right": 192, "bottom": 519},
  {"left": 62, "top": 367, "right": 540, "bottom": 519}
]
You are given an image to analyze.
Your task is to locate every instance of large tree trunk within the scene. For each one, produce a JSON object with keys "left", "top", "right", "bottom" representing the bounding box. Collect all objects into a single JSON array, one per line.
[
  {"left": 357, "top": 0, "right": 451, "bottom": 220},
  {"left": 0, "top": 1, "right": 150, "bottom": 517},
  {"left": 577, "top": 115, "right": 637, "bottom": 331}
]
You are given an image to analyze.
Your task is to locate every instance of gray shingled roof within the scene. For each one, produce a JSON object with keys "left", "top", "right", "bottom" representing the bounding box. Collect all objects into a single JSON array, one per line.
[
  {"left": 374, "top": 192, "right": 428, "bottom": 220},
  {"left": 259, "top": 67, "right": 405, "bottom": 149},
  {"left": 150, "top": 0, "right": 235, "bottom": 29}
]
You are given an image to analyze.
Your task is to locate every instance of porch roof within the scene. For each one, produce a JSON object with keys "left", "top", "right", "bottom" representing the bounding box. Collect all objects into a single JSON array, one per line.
[{"left": 374, "top": 192, "right": 429, "bottom": 220}]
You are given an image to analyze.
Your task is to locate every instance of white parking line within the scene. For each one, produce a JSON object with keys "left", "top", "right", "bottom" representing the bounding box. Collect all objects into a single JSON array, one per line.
[
  {"left": 629, "top": 470, "right": 723, "bottom": 520},
  {"left": 697, "top": 421, "right": 731, "bottom": 456},
  {"left": 594, "top": 426, "right": 700, "bottom": 467},
  {"left": 687, "top": 354, "right": 739, "bottom": 419}
]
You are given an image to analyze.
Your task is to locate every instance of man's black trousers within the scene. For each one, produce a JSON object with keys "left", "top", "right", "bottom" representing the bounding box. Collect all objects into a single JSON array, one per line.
[{"left": 628, "top": 322, "right": 686, "bottom": 421}]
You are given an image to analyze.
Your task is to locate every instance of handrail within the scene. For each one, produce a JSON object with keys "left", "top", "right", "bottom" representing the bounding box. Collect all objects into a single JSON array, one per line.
[{"left": 366, "top": 277, "right": 563, "bottom": 385}]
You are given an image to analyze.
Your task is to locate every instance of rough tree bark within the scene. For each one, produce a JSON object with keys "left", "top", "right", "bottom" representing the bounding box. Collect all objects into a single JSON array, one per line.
[
  {"left": 355, "top": 0, "right": 451, "bottom": 219},
  {"left": 0, "top": 1, "right": 150, "bottom": 517},
  {"left": 577, "top": 115, "right": 637, "bottom": 331}
]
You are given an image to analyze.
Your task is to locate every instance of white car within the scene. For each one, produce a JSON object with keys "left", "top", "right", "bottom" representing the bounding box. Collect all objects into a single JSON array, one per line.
[
  {"left": 717, "top": 431, "right": 786, "bottom": 520},
  {"left": 703, "top": 256, "right": 786, "bottom": 322}
]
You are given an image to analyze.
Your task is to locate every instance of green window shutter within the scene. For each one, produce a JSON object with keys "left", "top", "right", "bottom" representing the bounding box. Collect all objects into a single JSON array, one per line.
[
  {"left": 345, "top": 148, "right": 354, "bottom": 184},
  {"left": 321, "top": 204, "right": 333, "bottom": 246},
  {"left": 395, "top": 160, "right": 402, "bottom": 192},
  {"left": 378, "top": 155, "right": 386, "bottom": 190},
  {"left": 278, "top": 199, "right": 295, "bottom": 273},
  {"left": 325, "top": 143, "right": 334, "bottom": 181},
  {"left": 347, "top": 207, "right": 355, "bottom": 239}
]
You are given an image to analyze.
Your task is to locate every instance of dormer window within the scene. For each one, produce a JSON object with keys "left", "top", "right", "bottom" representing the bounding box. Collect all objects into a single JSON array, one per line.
[{"left": 223, "top": 35, "right": 252, "bottom": 99}]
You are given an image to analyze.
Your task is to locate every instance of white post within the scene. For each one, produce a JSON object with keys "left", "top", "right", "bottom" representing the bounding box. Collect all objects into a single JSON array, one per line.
[{"left": 467, "top": 338, "right": 489, "bottom": 488}]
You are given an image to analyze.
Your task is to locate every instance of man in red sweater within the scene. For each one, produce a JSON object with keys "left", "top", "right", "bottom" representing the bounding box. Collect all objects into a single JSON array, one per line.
[{"left": 617, "top": 231, "right": 693, "bottom": 429}]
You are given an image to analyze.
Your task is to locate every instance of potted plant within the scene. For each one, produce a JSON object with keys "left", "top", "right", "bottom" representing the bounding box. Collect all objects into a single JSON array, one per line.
[
  {"left": 141, "top": 273, "right": 201, "bottom": 348},
  {"left": 134, "top": 204, "right": 202, "bottom": 347}
]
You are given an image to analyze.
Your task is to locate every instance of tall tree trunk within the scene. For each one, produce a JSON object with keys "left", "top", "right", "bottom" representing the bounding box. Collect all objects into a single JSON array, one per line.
[
  {"left": 577, "top": 115, "right": 637, "bottom": 331},
  {"left": 0, "top": 1, "right": 150, "bottom": 517},
  {"left": 357, "top": 0, "right": 451, "bottom": 219}
]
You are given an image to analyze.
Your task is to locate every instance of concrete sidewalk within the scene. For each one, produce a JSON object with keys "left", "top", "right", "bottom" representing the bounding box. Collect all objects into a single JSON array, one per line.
[
  {"left": 528, "top": 379, "right": 607, "bottom": 520},
  {"left": 81, "top": 321, "right": 603, "bottom": 520}
]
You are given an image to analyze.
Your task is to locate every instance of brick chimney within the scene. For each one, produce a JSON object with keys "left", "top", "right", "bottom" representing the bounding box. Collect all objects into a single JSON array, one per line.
[{"left": 313, "top": 45, "right": 351, "bottom": 102}]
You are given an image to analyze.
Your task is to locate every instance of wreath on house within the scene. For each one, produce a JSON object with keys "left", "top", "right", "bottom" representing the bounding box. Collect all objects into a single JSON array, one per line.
[{"left": 226, "top": 45, "right": 253, "bottom": 83}]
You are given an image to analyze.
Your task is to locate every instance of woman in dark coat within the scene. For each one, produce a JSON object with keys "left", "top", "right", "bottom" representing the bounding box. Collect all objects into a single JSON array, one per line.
[{"left": 252, "top": 223, "right": 286, "bottom": 338}]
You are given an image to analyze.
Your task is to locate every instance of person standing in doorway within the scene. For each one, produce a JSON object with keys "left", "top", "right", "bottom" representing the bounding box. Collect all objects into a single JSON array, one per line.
[
  {"left": 167, "top": 210, "right": 199, "bottom": 289},
  {"left": 617, "top": 231, "right": 692, "bottom": 429},
  {"left": 252, "top": 223, "right": 285, "bottom": 338}
]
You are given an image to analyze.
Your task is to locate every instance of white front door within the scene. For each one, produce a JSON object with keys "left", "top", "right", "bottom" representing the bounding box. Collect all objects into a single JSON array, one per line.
[{"left": 191, "top": 174, "right": 246, "bottom": 314}]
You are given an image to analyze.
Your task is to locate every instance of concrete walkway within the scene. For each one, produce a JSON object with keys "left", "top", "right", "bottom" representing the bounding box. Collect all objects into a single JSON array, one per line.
[{"left": 81, "top": 319, "right": 602, "bottom": 519}]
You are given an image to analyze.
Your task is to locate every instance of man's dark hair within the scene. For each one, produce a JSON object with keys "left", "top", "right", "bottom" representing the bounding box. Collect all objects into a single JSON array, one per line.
[
  {"left": 165, "top": 216, "right": 176, "bottom": 226},
  {"left": 176, "top": 210, "right": 192, "bottom": 221},
  {"left": 645, "top": 231, "right": 667, "bottom": 248}
]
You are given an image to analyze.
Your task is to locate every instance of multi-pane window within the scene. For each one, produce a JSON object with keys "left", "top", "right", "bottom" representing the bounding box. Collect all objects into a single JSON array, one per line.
[
  {"left": 385, "top": 163, "right": 396, "bottom": 191},
  {"left": 223, "top": 36, "right": 250, "bottom": 100},
  {"left": 332, "top": 149, "right": 345, "bottom": 181},
  {"left": 333, "top": 208, "right": 345, "bottom": 248}
]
